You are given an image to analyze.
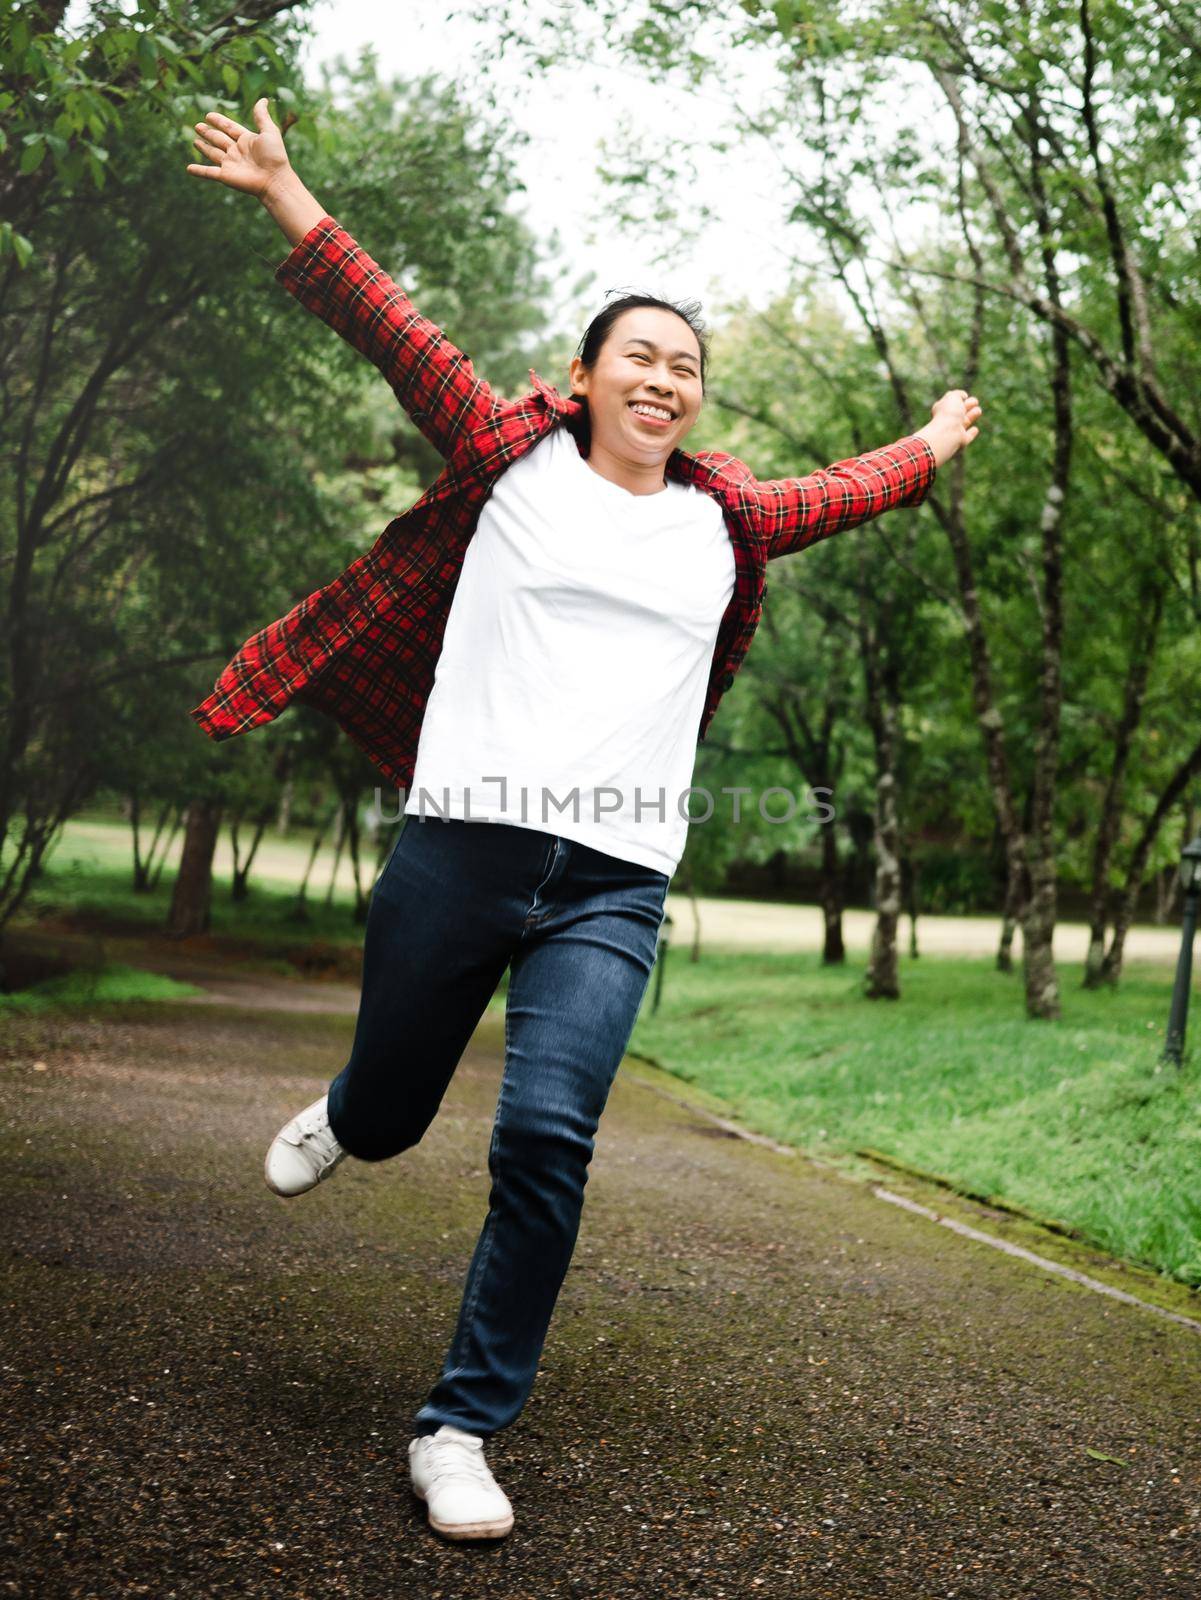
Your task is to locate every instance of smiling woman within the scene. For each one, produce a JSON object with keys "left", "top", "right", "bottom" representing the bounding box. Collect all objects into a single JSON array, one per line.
[
  {"left": 566, "top": 292, "right": 710, "bottom": 493},
  {"left": 185, "top": 94, "right": 978, "bottom": 1547}
]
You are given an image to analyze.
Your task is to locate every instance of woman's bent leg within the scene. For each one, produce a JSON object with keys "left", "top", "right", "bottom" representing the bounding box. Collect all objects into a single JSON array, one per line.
[
  {"left": 326, "top": 817, "right": 551, "bottom": 1162},
  {"left": 412, "top": 838, "right": 668, "bottom": 1438}
]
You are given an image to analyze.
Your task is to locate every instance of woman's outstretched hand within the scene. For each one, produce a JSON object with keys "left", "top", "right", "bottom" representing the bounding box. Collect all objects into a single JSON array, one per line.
[
  {"left": 916, "top": 390, "right": 984, "bottom": 468},
  {"left": 186, "top": 97, "right": 327, "bottom": 246},
  {"left": 187, "top": 96, "right": 291, "bottom": 200}
]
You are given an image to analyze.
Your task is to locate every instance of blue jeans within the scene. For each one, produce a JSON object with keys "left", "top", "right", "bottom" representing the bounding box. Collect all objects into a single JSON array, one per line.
[{"left": 325, "top": 814, "right": 670, "bottom": 1439}]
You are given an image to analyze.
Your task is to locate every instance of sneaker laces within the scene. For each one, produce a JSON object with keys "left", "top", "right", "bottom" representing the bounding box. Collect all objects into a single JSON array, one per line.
[
  {"left": 293, "top": 1100, "right": 345, "bottom": 1171},
  {"left": 423, "top": 1434, "right": 497, "bottom": 1493}
]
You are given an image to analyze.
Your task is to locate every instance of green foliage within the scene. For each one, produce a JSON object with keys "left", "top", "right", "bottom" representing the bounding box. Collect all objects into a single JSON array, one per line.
[
  {"left": 0, "top": 17, "right": 556, "bottom": 931},
  {"left": 0, "top": 0, "right": 304, "bottom": 263},
  {"left": 474, "top": 0, "right": 1201, "bottom": 946},
  {"left": 916, "top": 846, "right": 998, "bottom": 914}
]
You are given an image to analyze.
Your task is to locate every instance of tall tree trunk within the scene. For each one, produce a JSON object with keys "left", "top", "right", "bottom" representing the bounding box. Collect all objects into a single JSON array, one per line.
[
  {"left": 149, "top": 807, "right": 183, "bottom": 890},
  {"left": 324, "top": 804, "right": 346, "bottom": 908},
  {"left": 931, "top": 146, "right": 1070, "bottom": 1019},
  {"left": 276, "top": 776, "right": 294, "bottom": 835},
  {"left": 902, "top": 845, "right": 920, "bottom": 959},
  {"left": 763, "top": 686, "right": 847, "bottom": 965},
  {"left": 1101, "top": 735, "right": 1201, "bottom": 984},
  {"left": 237, "top": 746, "right": 292, "bottom": 899},
  {"left": 858, "top": 615, "right": 903, "bottom": 998},
  {"left": 941, "top": 499, "right": 1035, "bottom": 987},
  {"left": 1019, "top": 174, "right": 1072, "bottom": 1021},
  {"left": 167, "top": 799, "right": 222, "bottom": 939},
  {"left": 292, "top": 806, "right": 337, "bottom": 922},
  {"left": 996, "top": 862, "right": 1021, "bottom": 973},
  {"left": 1083, "top": 582, "right": 1164, "bottom": 987},
  {"left": 686, "top": 865, "right": 703, "bottom": 964},
  {"left": 1155, "top": 800, "right": 1192, "bottom": 923},
  {"left": 865, "top": 693, "right": 902, "bottom": 1000},
  {"left": 130, "top": 789, "right": 151, "bottom": 894},
  {"left": 816, "top": 789, "right": 845, "bottom": 965},
  {"left": 229, "top": 816, "right": 248, "bottom": 902},
  {"left": 344, "top": 795, "right": 368, "bottom": 924},
  {"left": 933, "top": 60, "right": 1200, "bottom": 502},
  {"left": 230, "top": 807, "right": 272, "bottom": 902},
  {"left": 1153, "top": 862, "right": 1176, "bottom": 925}
]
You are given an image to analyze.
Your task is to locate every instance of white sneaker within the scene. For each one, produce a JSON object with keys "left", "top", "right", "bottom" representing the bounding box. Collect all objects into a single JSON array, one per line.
[
  {"left": 408, "top": 1424, "right": 515, "bottom": 1540},
  {"left": 264, "top": 1093, "right": 349, "bottom": 1197}
]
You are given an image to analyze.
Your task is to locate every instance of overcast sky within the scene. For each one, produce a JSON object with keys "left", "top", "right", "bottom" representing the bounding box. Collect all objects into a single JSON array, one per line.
[
  {"left": 298, "top": 0, "right": 806, "bottom": 338},
  {"left": 68, "top": 0, "right": 935, "bottom": 347}
]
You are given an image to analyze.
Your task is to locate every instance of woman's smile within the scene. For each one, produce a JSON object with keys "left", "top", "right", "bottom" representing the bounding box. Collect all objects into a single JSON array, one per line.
[
  {"left": 567, "top": 308, "right": 705, "bottom": 489},
  {"left": 628, "top": 400, "right": 676, "bottom": 429}
]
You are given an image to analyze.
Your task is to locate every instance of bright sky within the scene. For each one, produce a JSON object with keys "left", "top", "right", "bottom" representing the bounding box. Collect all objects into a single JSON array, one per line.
[
  {"left": 68, "top": 0, "right": 935, "bottom": 344},
  {"left": 297, "top": 0, "right": 808, "bottom": 337}
]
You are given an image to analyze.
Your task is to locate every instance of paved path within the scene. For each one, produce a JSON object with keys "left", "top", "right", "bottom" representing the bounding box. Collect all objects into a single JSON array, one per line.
[
  {"left": 664, "top": 897, "right": 1182, "bottom": 963},
  {"left": 2, "top": 969, "right": 1198, "bottom": 1597}
]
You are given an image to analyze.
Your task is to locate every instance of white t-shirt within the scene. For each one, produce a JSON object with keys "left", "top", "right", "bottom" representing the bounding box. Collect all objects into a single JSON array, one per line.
[{"left": 404, "top": 424, "right": 736, "bottom": 876}]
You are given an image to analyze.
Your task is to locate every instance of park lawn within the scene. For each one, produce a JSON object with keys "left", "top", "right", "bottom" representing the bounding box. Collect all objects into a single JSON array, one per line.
[
  {"left": 10, "top": 814, "right": 373, "bottom": 960},
  {"left": 628, "top": 949, "right": 1201, "bottom": 1290}
]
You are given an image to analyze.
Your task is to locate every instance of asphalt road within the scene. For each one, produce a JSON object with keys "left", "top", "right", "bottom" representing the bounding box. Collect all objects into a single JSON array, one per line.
[{"left": 2, "top": 977, "right": 1198, "bottom": 1598}]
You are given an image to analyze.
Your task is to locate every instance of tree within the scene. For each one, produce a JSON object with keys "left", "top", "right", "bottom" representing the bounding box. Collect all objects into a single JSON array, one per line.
[
  {"left": 0, "top": 15, "right": 555, "bottom": 942},
  {"left": 470, "top": 0, "right": 1201, "bottom": 1020}
]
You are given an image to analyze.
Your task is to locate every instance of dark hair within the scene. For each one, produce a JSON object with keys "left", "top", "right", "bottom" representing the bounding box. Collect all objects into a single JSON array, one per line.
[{"left": 568, "top": 290, "right": 709, "bottom": 455}]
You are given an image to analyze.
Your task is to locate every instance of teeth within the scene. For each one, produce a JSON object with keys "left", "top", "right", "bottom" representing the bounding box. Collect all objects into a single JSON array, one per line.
[{"left": 631, "top": 403, "right": 672, "bottom": 420}]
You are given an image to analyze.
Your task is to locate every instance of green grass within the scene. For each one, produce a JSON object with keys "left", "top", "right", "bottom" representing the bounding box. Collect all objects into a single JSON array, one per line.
[
  {"left": 0, "top": 962, "right": 203, "bottom": 1013},
  {"left": 11, "top": 813, "right": 373, "bottom": 954},
  {"left": 629, "top": 949, "right": 1201, "bottom": 1289}
]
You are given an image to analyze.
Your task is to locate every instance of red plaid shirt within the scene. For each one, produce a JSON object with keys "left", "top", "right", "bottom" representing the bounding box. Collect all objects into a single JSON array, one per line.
[{"left": 190, "top": 217, "right": 937, "bottom": 792}]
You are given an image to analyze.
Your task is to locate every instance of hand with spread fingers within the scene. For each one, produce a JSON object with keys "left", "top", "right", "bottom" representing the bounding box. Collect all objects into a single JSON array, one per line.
[
  {"left": 916, "top": 389, "right": 984, "bottom": 468},
  {"left": 186, "top": 96, "right": 291, "bottom": 200}
]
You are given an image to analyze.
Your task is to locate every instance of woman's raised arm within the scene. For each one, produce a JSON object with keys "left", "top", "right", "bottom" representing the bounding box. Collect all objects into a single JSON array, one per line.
[
  {"left": 756, "top": 392, "right": 982, "bottom": 562},
  {"left": 187, "top": 98, "right": 502, "bottom": 460}
]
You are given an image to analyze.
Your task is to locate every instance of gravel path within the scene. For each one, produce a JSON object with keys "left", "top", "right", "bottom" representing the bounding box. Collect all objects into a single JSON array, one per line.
[{"left": 1, "top": 973, "right": 1198, "bottom": 1598}]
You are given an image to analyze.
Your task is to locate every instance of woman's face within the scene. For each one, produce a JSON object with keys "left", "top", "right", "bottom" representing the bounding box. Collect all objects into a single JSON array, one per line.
[{"left": 568, "top": 307, "right": 704, "bottom": 462}]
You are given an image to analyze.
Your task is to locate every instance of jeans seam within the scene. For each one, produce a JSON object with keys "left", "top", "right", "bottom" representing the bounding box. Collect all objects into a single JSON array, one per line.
[
  {"left": 441, "top": 991, "right": 511, "bottom": 1382},
  {"left": 524, "top": 836, "right": 563, "bottom": 927}
]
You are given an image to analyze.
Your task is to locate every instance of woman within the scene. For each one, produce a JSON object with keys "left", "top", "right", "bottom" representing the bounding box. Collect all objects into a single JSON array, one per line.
[{"left": 187, "top": 98, "right": 981, "bottom": 1544}]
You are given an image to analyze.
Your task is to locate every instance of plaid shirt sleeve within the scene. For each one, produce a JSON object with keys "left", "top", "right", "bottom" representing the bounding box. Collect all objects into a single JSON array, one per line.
[
  {"left": 753, "top": 434, "right": 937, "bottom": 561},
  {"left": 274, "top": 216, "right": 501, "bottom": 461}
]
